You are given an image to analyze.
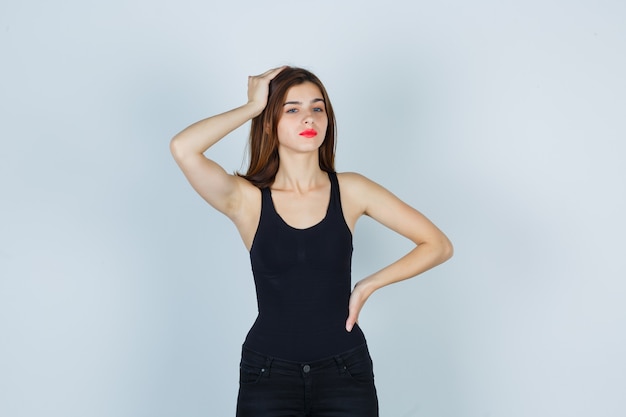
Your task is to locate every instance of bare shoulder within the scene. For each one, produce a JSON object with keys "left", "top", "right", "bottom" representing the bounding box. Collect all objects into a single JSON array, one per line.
[
  {"left": 336, "top": 171, "right": 393, "bottom": 210},
  {"left": 232, "top": 175, "right": 262, "bottom": 221},
  {"left": 337, "top": 171, "right": 369, "bottom": 185},
  {"left": 336, "top": 171, "right": 369, "bottom": 201},
  {"left": 336, "top": 171, "right": 378, "bottom": 195},
  {"left": 336, "top": 171, "right": 394, "bottom": 231},
  {"left": 339, "top": 171, "right": 450, "bottom": 247}
]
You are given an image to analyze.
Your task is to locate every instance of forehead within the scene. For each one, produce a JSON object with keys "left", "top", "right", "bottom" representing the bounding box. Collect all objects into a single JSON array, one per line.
[{"left": 284, "top": 82, "right": 323, "bottom": 101}]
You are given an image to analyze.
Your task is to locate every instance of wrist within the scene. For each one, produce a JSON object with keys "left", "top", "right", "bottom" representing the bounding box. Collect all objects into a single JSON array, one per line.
[
  {"left": 355, "top": 276, "right": 379, "bottom": 297},
  {"left": 243, "top": 101, "right": 266, "bottom": 118}
]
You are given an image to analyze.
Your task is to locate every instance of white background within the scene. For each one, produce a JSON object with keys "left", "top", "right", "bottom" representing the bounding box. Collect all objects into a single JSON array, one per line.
[{"left": 1, "top": 1, "right": 625, "bottom": 416}]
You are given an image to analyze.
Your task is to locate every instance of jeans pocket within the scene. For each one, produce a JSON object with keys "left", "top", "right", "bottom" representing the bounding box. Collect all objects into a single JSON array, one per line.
[
  {"left": 239, "top": 362, "right": 265, "bottom": 385},
  {"left": 344, "top": 352, "right": 375, "bottom": 383}
]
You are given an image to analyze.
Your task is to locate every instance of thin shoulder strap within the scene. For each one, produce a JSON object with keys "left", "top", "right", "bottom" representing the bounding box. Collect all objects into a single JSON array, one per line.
[
  {"left": 259, "top": 186, "right": 272, "bottom": 217},
  {"left": 328, "top": 171, "right": 341, "bottom": 210}
]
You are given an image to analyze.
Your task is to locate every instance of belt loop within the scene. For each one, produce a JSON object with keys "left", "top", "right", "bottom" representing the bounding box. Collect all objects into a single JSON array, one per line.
[
  {"left": 334, "top": 355, "right": 347, "bottom": 375},
  {"left": 263, "top": 356, "right": 274, "bottom": 377}
]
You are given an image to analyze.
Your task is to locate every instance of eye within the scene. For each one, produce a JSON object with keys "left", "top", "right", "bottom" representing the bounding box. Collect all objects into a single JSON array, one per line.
[
  {"left": 313, "top": 107, "right": 324, "bottom": 112},
  {"left": 285, "top": 108, "right": 298, "bottom": 113}
]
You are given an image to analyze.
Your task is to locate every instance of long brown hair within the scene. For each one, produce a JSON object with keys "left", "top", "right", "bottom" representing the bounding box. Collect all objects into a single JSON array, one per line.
[{"left": 239, "top": 67, "right": 337, "bottom": 189}]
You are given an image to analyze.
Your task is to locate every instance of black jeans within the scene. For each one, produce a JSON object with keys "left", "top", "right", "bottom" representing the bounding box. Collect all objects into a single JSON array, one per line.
[{"left": 236, "top": 344, "right": 379, "bottom": 417}]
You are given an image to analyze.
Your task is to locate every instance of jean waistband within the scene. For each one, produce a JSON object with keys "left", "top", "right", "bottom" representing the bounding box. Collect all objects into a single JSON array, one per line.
[{"left": 240, "top": 343, "right": 370, "bottom": 376}]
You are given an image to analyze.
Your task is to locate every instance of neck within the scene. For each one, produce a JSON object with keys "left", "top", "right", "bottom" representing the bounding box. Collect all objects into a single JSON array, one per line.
[{"left": 273, "top": 151, "right": 327, "bottom": 191}]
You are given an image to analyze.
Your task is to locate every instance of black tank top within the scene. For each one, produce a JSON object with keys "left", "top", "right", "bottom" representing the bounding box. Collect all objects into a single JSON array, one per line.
[{"left": 244, "top": 171, "right": 366, "bottom": 361}]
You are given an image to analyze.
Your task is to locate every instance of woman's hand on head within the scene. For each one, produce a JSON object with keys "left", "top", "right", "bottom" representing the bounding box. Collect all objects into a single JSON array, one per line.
[{"left": 247, "top": 66, "right": 286, "bottom": 117}]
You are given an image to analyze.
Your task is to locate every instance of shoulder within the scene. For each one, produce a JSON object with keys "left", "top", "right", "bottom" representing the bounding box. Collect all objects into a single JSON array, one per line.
[
  {"left": 337, "top": 171, "right": 412, "bottom": 219},
  {"left": 238, "top": 175, "right": 263, "bottom": 204},
  {"left": 336, "top": 171, "right": 388, "bottom": 216},
  {"left": 336, "top": 171, "right": 385, "bottom": 195},
  {"left": 228, "top": 175, "right": 262, "bottom": 222},
  {"left": 336, "top": 171, "right": 372, "bottom": 188}
]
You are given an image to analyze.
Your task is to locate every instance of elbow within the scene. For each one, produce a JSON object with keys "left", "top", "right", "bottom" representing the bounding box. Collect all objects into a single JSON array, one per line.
[
  {"left": 441, "top": 237, "right": 454, "bottom": 262},
  {"left": 169, "top": 135, "right": 186, "bottom": 162},
  {"left": 432, "top": 234, "right": 453, "bottom": 264}
]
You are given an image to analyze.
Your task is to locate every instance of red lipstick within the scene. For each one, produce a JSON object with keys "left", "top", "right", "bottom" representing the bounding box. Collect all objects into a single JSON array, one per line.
[{"left": 299, "top": 129, "right": 317, "bottom": 138}]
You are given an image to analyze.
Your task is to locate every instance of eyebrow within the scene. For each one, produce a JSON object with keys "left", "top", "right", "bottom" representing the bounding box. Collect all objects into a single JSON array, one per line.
[{"left": 283, "top": 98, "right": 325, "bottom": 106}]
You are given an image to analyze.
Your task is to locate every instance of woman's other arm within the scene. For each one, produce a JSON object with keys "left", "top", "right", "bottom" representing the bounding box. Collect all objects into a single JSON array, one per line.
[{"left": 340, "top": 173, "right": 454, "bottom": 331}]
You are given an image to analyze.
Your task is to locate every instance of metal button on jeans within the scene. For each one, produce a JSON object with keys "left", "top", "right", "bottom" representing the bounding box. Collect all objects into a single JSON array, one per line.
[{"left": 302, "top": 364, "right": 311, "bottom": 373}]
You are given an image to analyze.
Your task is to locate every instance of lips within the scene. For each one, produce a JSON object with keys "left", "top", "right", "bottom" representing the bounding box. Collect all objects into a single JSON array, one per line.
[{"left": 299, "top": 129, "right": 318, "bottom": 138}]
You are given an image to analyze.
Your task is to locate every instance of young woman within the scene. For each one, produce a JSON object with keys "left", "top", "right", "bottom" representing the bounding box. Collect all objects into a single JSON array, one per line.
[{"left": 170, "top": 66, "right": 453, "bottom": 417}]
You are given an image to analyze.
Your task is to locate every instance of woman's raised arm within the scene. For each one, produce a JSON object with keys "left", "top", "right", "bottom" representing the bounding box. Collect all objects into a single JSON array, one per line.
[{"left": 169, "top": 67, "right": 284, "bottom": 218}]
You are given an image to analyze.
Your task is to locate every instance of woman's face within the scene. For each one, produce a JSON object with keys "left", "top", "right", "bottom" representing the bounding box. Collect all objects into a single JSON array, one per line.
[{"left": 276, "top": 82, "right": 328, "bottom": 156}]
